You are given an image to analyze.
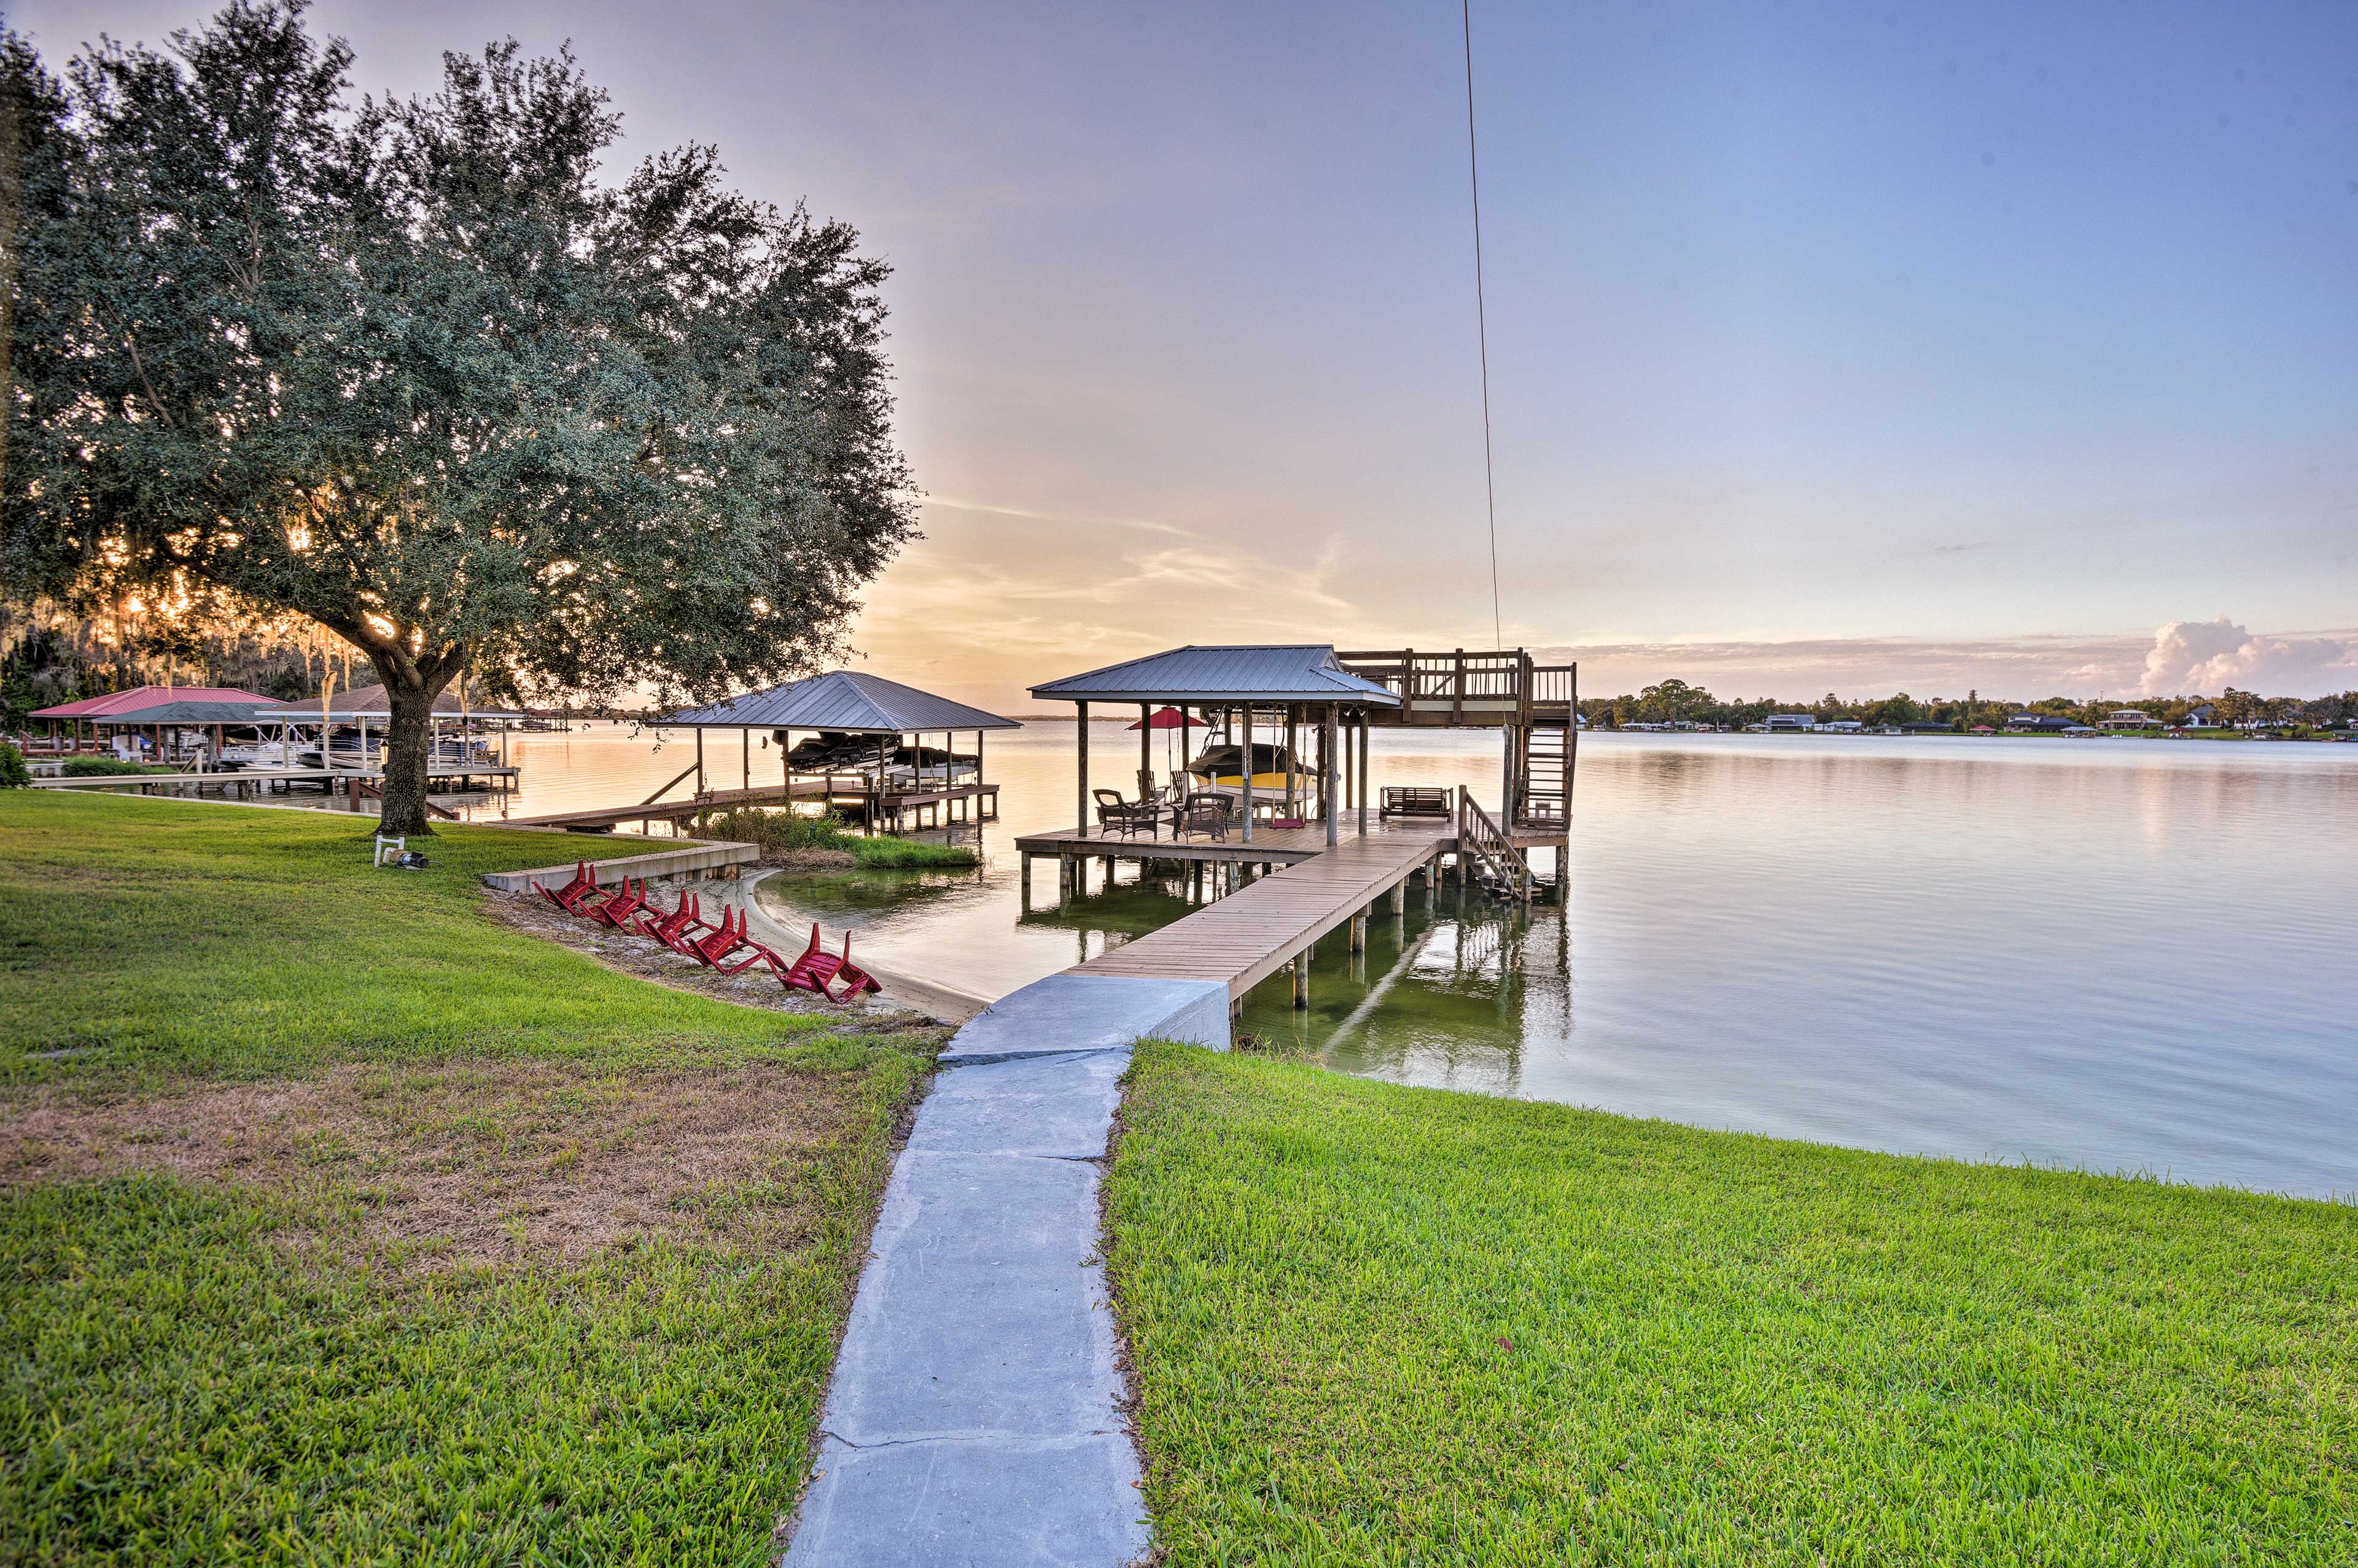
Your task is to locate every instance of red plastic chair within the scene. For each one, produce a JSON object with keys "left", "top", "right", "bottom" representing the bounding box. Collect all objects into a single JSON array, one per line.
[
  {"left": 687, "top": 906, "right": 779, "bottom": 976},
  {"left": 533, "top": 860, "right": 599, "bottom": 914},
  {"left": 584, "top": 877, "right": 650, "bottom": 929},
  {"left": 787, "top": 923, "right": 883, "bottom": 1000},
  {"left": 635, "top": 890, "right": 713, "bottom": 953}
]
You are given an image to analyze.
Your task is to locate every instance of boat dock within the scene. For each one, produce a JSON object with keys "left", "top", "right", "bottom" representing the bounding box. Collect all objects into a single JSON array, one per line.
[
  {"left": 507, "top": 777, "right": 999, "bottom": 834},
  {"left": 1067, "top": 824, "right": 1449, "bottom": 1004},
  {"left": 32, "top": 763, "right": 519, "bottom": 799},
  {"left": 1014, "top": 798, "right": 1557, "bottom": 1012}
]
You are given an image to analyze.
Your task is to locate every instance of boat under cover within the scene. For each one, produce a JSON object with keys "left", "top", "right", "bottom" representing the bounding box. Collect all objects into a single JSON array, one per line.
[{"left": 1185, "top": 742, "right": 1313, "bottom": 793}]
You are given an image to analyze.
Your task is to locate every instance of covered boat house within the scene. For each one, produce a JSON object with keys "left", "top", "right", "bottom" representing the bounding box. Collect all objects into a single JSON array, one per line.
[
  {"left": 666, "top": 670, "right": 1019, "bottom": 833},
  {"left": 253, "top": 683, "right": 528, "bottom": 774},
  {"left": 1029, "top": 644, "right": 1401, "bottom": 850},
  {"left": 27, "top": 685, "right": 277, "bottom": 765},
  {"left": 1019, "top": 643, "right": 1576, "bottom": 907}
]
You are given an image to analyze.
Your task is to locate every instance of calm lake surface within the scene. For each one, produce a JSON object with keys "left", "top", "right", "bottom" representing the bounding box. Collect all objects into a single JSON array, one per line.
[{"left": 438, "top": 721, "right": 2358, "bottom": 1200}]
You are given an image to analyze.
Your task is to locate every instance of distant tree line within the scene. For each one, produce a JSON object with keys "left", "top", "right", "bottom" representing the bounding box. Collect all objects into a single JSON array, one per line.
[{"left": 1576, "top": 679, "right": 2358, "bottom": 731}]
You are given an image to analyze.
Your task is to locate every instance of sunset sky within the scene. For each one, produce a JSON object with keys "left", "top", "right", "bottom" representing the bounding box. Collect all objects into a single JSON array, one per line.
[{"left": 19, "top": 0, "right": 2358, "bottom": 705}]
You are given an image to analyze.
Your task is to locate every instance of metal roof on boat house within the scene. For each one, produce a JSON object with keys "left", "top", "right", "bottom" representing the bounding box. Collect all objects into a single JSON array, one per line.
[
  {"left": 1029, "top": 645, "right": 1402, "bottom": 707},
  {"left": 32, "top": 685, "right": 276, "bottom": 723},
  {"left": 667, "top": 671, "right": 1021, "bottom": 734},
  {"left": 82, "top": 697, "right": 290, "bottom": 726},
  {"left": 253, "top": 683, "right": 527, "bottom": 720}
]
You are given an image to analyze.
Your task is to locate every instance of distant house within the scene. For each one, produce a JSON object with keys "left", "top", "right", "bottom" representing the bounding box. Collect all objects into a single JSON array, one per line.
[
  {"left": 2006, "top": 713, "right": 2080, "bottom": 733},
  {"left": 2182, "top": 703, "right": 2217, "bottom": 726},
  {"left": 1761, "top": 713, "right": 1816, "bottom": 731},
  {"left": 2098, "top": 708, "right": 2162, "bottom": 731},
  {"left": 1819, "top": 719, "right": 1866, "bottom": 734}
]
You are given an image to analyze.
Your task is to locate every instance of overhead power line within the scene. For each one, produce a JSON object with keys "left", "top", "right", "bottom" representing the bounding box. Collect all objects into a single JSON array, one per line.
[{"left": 1461, "top": 0, "right": 1502, "bottom": 650}]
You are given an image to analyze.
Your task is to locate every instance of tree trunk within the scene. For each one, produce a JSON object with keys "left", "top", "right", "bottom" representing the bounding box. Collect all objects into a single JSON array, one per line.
[{"left": 378, "top": 673, "right": 444, "bottom": 837}]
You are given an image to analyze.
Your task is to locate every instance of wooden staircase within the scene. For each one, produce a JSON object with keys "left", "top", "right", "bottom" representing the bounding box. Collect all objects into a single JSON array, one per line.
[
  {"left": 1516, "top": 718, "right": 1573, "bottom": 832},
  {"left": 1457, "top": 788, "right": 1533, "bottom": 902}
]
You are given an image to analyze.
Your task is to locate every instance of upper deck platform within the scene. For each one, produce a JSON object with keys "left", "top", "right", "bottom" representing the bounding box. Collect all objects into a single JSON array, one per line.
[{"left": 1336, "top": 649, "right": 1576, "bottom": 727}]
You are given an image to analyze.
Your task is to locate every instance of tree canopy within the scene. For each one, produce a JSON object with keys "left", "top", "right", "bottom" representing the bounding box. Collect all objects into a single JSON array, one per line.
[{"left": 1, "top": 2, "right": 917, "bottom": 830}]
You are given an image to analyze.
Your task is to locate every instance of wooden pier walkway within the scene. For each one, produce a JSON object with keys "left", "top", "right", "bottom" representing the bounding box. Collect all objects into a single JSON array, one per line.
[
  {"left": 1072, "top": 824, "right": 1451, "bottom": 1002},
  {"left": 32, "top": 763, "right": 518, "bottom": 793},
  {"left": 508, "top": 778, "right": 998, "bottom": 833}
]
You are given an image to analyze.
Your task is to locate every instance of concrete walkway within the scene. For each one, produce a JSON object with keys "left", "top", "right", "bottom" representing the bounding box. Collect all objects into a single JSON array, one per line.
[{"left": 782, "top": 972, "right": 1227, "bottom": 1567}]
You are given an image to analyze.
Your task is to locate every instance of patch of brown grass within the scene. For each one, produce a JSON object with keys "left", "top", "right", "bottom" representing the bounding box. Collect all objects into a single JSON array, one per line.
[{"left": 0, "top": 1057, "right": 879, "bottom": 1267}]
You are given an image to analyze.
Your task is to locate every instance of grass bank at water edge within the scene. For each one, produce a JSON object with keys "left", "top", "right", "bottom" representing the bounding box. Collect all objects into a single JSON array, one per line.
[{"left": 1108, "top": 1042, "right": 2357, "bottom": 1566}]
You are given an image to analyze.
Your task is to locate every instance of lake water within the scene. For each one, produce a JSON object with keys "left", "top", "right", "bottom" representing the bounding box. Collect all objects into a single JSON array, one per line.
[{"left": 436, "top": 721, "right": 2358, "bottom": 1200}]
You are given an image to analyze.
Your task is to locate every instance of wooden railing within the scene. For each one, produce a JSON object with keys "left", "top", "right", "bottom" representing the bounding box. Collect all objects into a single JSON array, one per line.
[
  {"left": 1337, "top": 650, "right": 1578, "bottom": 723},
  {"left": 1455, "top": 786, "right": 1531, "bottom": 901},
  {"left": 1529, "top": 663, "right": 1578, "bottom": 710}
]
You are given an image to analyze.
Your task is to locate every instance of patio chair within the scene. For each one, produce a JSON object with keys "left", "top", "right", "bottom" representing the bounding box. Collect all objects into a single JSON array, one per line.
[
  {"left": 1175, "top": 791, "right": 1231, "bottom": 842},
  {"left": 685, "top": 906, "right": 780, "bottom": 976},
  {"left": 534, "top": 860, "right": 600, "bottom": 914},
  {"left": 1094, "top": 786, "right": 1160, "bottom": 840},
  {"left": 584, "top": 876, "right": 650, "bottom": 929},
  {"left": 779, "top": 923, "right": 884, "bottom": 1001},
  {"left": 635, "top": 890, "right": 715, "bottom": 954}
]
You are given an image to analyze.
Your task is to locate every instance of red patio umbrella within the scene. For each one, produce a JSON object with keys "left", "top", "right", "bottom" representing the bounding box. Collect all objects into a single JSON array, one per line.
[{"left": 1126, "top": 705, "right": 1196, "bottom": 774}]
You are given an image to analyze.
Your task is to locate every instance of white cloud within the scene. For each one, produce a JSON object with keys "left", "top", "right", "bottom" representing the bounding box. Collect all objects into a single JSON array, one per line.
[
  {"left": 2137, "top": 618, "right": 2358, "bottom": 697},
  {"left": 924, "top": 496, "right": 1194, "bottom": 539}
]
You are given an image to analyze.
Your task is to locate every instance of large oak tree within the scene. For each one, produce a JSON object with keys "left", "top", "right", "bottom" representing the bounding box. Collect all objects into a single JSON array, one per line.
[{"left": 1, "top": 2, "right": 916, "bottom": 832}]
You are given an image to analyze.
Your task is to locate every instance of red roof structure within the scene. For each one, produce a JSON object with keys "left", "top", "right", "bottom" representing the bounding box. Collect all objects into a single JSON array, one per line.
[{"left": 31, "top": 685, "right": 276, "bottom": 720}]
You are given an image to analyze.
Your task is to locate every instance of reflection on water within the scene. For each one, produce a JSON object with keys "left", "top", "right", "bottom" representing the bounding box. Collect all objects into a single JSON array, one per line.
[
  {"left": 1238, "top": 895, "right": 1560, "bottom": 1100},
  {"left": 340, "top": 719, "right": 2358, "bottom": 1198}
]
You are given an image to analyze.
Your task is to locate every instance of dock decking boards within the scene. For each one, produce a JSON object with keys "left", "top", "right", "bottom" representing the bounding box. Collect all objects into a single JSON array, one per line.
[{"left": 1060, "top": 825, "right": 1453, "bottom": 1000}]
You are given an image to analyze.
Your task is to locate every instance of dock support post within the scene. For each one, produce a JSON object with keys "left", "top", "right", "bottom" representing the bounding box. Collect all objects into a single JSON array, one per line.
[
  {"left": 1388, "top": 880, "right": 1405, "bottom": 915},
  {"left": 1020, "top": 854, "right": 1033, "bottom": 912},
  {"left": 1426, "top": 853, "right": 1440, "bottom": 909},
  {"left": 1240, "top": 705, "right": 1255, "bottom": 843},
  {"left": 1357, "top": 709, "right": 1369, "bottom": 836},
  {"left": 1285, "top": 708, "right": 1299, "bottom": 818},
  {"left": 1293, "top": 950, "right": 1310, "bottom": 1009},
  {"left": 1322, "top": 704, "right": 1339, "bottom": 847},
  {"left": 1076, "top": 701, "right": 1089, "bottom": 834},
  {"left": 1350, "top": 910, "right": 1368, "bottom": 954}
]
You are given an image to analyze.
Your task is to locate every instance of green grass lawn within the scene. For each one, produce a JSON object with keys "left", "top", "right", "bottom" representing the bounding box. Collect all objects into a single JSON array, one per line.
[
  {"left": 0, "top": 792, "right": 939, "bottom": 1563},
  {"left": 1109, "top": 1044, "right": 2358, "bottom": 1566}
]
